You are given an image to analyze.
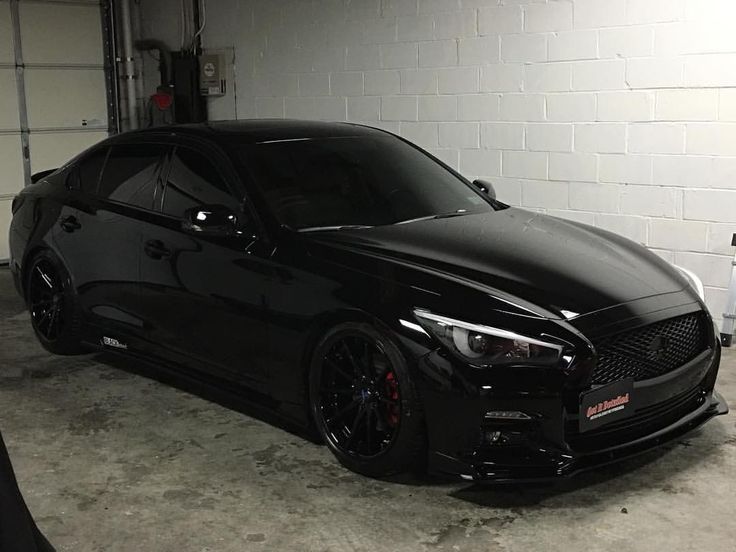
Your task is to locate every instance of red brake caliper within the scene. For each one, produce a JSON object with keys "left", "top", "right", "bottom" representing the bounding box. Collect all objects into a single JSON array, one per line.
[{"left": 384, "top": 371, "right": 400, "bottom": 427}]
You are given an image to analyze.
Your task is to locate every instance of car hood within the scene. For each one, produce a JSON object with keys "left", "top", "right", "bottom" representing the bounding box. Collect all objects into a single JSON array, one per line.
[{"left": 305, "top": 208, "right": 689, "bottom": 318}]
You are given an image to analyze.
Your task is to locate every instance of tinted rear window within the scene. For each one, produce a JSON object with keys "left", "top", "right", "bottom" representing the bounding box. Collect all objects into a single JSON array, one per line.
[
  {"left": 98, "top": 144, "right": 167, "bottom": 210},
  {"left": 69, "top": 148, "right": 108, "bottom": 194}
]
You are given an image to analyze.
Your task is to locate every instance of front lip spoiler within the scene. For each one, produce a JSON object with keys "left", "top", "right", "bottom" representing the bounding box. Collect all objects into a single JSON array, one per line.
[
  {"left": 556, "top": 390, "right": 728, "bottom": 478},
  {"left": 430, "top": 390, "right": 728, "bottom": 484}
]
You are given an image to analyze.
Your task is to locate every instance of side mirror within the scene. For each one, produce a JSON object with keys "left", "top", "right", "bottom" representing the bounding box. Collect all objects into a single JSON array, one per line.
[
  {"left": 472, "top": 179, "right": 496, "bottom": 200},
  {"left": 182, "top": 204, "right": 240, "bottom": 236}
]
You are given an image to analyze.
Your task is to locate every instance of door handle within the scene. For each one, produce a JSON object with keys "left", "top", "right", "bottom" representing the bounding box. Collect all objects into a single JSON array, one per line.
[
  {"left": 144, "top": 239, "right": 172, "bottom": 260},
  {"left": 59, "top": 215, "right": 81, "bottom": 233}
]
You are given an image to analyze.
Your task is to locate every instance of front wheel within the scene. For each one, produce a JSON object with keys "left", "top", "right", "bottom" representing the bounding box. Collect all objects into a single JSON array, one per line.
[
  {"left": 309, "top": 322, "right": 426, "bottom": 478},
  {"left": 26, "top": 251, "right": 85, "bottom": 355}
]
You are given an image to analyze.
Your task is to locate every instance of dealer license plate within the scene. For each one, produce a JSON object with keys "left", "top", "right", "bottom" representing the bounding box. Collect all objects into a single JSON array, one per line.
[{"left": 579, "top": 378, "right": 635, "bottom": 432}]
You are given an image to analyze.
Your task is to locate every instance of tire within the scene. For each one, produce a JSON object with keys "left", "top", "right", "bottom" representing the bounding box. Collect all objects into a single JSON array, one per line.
[
  {"left": 25, "top": 250, "right": 86, "bottom": 355},
  {"left": 309, "top": 322, "right": 426, "bottom": 478}
]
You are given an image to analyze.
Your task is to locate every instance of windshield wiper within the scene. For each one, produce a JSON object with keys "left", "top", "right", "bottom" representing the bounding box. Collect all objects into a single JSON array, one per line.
[
  {"left": 395, "top": 210, "right": 470, "bottom": 225},
  {"left": 297, "top": 224, "right": 375, "bottom": 233}
]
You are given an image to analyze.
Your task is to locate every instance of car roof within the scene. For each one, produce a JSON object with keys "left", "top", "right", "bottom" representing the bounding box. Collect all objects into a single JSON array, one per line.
[{"left": 112, "top": 119, "right": 388, "bottom": 145}]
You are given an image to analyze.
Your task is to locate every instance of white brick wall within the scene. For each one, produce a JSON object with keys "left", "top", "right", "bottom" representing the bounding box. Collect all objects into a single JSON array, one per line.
[{"left": 140, "top": 0, "right": 736, "bottom": 324}]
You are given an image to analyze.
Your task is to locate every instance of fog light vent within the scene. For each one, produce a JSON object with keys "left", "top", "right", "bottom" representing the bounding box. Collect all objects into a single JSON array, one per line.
[{"left": 485, "top": 430, "right": 502, "bottom": 444}]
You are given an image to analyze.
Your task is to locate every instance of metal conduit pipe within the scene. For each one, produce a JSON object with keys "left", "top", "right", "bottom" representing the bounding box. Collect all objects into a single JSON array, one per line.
[
  {"left": 119, "top": 0, "right": 138, "bottom": 130},
  {"left": 130, "top": 0, "right": 146, "bottom": 120}
]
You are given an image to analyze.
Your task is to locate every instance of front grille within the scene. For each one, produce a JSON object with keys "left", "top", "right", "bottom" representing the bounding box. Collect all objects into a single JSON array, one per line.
[
  {"left": 567, "top": 385, "right": 706, "bottom": 452},
  {"left": 591, "top": 312, "right": 708, "bottom": 385}
]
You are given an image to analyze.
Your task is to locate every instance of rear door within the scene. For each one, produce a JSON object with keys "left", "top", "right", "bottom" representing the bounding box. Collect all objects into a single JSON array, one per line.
[
  {"left": 138, "top": 139, "right": 272, "bottom": 390},
  {"left": 54, "top": 141, "right": 167, "bottom": 342}
]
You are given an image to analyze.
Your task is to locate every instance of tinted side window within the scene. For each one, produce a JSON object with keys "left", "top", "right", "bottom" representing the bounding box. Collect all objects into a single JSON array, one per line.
[
  {"left": 69, "top": 148, "right": 108, "bottom": 194},
  {"left": 98, "top": 144, "right": 167, "bottom": 209},
  {"left": 162, "top": 147, "right": 237, "bottom": 219}
]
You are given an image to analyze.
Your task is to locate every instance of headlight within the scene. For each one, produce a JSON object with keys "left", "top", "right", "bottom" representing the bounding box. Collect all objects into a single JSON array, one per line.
[
  {"left": 673, "top": 264, "right": 705, "bottom": 301},
  {"left": 414, "top": 310, "right": 563, "bottom": 367}
]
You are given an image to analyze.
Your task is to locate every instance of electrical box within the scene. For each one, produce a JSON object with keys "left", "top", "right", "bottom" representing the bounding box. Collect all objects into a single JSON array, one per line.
[
  {"left": 172, "top": 52, "right": 207, "bottom": 123},
  {"left": 199, "top": 52, "right": 226, "bottom": 97}
]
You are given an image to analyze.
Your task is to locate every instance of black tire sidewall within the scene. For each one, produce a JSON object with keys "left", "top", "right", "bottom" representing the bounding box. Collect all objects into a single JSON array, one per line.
[{"left": 309, "top": 322, "right": 425, "bottom": 478}]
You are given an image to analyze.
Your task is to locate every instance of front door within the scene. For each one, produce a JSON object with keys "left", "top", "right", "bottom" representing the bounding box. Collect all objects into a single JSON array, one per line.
[{"left": 137, "top": 142, "right": 272, "bottom": 391}]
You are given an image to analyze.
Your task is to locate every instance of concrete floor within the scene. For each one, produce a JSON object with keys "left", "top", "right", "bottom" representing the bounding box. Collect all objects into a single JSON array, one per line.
[{"left": 0, "top": 268, "right": 735, "bottom": 552}]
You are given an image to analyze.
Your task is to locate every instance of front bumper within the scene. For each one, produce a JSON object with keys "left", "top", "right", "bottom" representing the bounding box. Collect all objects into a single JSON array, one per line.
[
  {"left": 418, "top": 304, "right": 729, "bottom": 483},
  {"left": 427, "top": 389, "right": 727, "bottom": 483}
]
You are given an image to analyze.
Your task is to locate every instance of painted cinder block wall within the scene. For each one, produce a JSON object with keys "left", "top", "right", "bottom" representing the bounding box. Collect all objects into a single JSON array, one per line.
[{"left": 143, "top": 0, "right": 736, "bottom": 324}]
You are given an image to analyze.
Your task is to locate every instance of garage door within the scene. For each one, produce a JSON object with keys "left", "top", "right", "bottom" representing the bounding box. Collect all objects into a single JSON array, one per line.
[{"left": 0, "top": 0, "right": 110, "bottom": 261}]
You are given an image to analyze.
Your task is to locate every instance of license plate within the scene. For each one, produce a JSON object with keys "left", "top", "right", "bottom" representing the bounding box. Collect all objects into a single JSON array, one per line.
[{"left": 579, "top": 378, "right": 635, "bottom": 433}]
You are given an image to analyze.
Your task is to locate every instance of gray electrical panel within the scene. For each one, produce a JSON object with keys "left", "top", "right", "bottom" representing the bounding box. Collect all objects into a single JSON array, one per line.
[{"left": 199, "top": 52, "right": 226, "bottom": 97}]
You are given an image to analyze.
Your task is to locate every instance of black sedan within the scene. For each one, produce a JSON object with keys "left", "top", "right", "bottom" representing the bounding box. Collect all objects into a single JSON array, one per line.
[{"left": 8, "top": 120, "right": 728, "bottom": 481}]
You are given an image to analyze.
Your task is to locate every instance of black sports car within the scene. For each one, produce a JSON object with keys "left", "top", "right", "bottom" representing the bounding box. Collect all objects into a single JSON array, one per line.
[{"left": 8, "top": 120, "right": 728, "bottom": 482}]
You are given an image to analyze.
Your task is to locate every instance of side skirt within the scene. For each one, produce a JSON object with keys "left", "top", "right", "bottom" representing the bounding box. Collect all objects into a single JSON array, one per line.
[{"left": 79, "top": 335, "right": 314, "bottom": 440}]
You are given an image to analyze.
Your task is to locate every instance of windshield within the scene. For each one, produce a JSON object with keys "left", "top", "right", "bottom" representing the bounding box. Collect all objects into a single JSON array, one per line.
[{"left": 236, "top": 135, "right": 497, "bottom": 230}]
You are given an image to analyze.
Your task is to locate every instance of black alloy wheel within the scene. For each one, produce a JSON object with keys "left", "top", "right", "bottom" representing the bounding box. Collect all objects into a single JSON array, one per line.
[
  {"left": 319, "top": 334, "right": 401, "bottom": 457},
  {"left": 310, "top": 322, "right": 425, "bottom": 477},
  {"left": 26, "top": 252, "right": 85, "bottom": 355}
]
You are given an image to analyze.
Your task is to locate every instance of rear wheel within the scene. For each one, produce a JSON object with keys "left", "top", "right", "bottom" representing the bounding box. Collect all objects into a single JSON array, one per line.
[
  {"left": 309, "top": 322, "right": 425, "bottom": 477},
  {"left": 26, "top": 251, "right": 85, "bottom": 355}
]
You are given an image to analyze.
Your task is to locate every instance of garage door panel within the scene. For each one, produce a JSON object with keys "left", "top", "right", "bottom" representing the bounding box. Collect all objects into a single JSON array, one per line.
[
  {"left": 0, "top": 133, "right": 23, "bottom": 196},
  {"left": 0, "top": 3, "right": 17, "bottom": 261},
  {"left": 0, "top": 2, "right": 13, "bottom": 65},
  {"left": 30, "top": 131, "right": 107, "bottom": 173},
  {"left": 25, "top": 69, "right": 107, "bottom": 130},
  {"left": 0, "top": 68, "right": 19, "bottom": 131},
  {"left": 0, "top": 198, "right": 12, "bottom": 259},
  {"left": 20, "top": 3, "right": 103, "bottom": 66}
]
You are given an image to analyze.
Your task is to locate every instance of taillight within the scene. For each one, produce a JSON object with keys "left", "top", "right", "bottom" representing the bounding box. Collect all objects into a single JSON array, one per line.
[{"left": 11, "top": 196, "right": 24, "bottom": 215}]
